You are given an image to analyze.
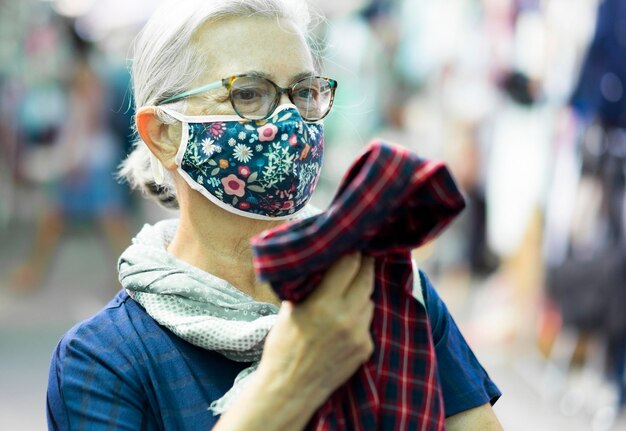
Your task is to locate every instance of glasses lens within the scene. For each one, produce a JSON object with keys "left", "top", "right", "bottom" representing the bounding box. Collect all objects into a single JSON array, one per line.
[
  {"left": 292, "top": 77, "right": 334, "bottom": 121},
  {"left": 230, "top": 76, "right": 277, "bottom": 119}
]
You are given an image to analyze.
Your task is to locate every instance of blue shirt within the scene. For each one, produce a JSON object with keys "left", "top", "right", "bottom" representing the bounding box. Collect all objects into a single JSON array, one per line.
[{"left": 47, "top": 271, "right": 501, "bottom": 430}]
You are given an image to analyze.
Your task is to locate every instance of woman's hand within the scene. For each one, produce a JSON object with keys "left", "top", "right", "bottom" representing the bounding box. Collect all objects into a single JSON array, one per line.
[
  {"left": 213, "top": 253, "right": 375, "bottom": 431},
  {"left": 259, "top": 252, "right": 375, "bottom": 406}
]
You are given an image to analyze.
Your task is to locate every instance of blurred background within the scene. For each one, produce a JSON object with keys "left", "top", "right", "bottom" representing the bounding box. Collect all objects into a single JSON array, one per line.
[{"left": 1, "top": 0, "right": 625, "bottom": 429}]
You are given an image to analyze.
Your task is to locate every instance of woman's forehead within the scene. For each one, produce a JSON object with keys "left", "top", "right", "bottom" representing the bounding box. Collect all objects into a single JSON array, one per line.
[{"left": 192, "top": 15, "right": 315, "bottom": 86}]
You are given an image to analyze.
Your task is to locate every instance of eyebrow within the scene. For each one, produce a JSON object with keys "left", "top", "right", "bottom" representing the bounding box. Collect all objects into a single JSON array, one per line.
[{"left": 243, "top": 70, "right": 317, "bottom": 85}]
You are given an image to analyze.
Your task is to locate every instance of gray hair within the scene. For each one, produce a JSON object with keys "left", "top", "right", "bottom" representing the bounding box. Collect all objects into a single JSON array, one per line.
[{"left": 118, "top": 0, "right": 320, "bottom": 209}]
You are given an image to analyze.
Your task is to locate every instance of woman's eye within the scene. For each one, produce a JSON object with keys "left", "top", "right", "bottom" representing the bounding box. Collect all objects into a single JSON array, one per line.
[
  {"left": 297, "top": 88, "right": 318, "bottom": 100},
  {"left": 233, "top": 89, "right": 260, "bottom": 102}
]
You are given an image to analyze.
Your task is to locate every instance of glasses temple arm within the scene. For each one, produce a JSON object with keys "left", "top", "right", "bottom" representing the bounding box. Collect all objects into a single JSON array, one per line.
[{"left": 159, "top": 80, "right": 224, "bottom": 104}]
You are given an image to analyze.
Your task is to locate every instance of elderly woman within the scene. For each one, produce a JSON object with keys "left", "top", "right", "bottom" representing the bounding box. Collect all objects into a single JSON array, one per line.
[{"left": 46, "top": 0, "right": 502, "bottom": 429}]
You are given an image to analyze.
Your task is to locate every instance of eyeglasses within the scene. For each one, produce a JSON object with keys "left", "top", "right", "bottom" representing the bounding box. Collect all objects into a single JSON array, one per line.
[{"left": 157, "top": 74, "right": 338, "bottom": 121}]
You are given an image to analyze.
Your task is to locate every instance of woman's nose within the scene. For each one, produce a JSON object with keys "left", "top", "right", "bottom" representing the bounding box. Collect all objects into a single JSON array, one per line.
[{"left": 278, "top": 93, "right": 291, "bottom": 105}]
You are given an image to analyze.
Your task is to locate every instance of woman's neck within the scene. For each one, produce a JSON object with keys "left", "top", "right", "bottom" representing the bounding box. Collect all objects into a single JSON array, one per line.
[{"left": 168, "top": 189, "right": 283, "bottom": 305}]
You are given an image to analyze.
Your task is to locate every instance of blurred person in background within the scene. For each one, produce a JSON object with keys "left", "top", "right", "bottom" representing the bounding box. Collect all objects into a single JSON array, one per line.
[
  {"left": 8, "top": 30, "right": 132, "bottom": 292},
  {"left": 46, "top": 0, "right": 502, "bottom": 429},
  {"left": 544, "top": 0, "right": 626, "bottom": 416}
]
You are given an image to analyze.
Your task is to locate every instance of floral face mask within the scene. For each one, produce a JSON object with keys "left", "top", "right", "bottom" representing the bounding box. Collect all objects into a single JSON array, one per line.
[{"left": 160, "top": 104, "right": 324, "bottom": 220}]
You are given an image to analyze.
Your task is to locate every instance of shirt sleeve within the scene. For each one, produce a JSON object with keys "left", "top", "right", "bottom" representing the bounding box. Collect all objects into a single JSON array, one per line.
[
  {"left": 418, "top": 269, "right": 502, "bottom": 417},
  {"left": 47, "top": 316, "right": 149, "bottom": 430}
]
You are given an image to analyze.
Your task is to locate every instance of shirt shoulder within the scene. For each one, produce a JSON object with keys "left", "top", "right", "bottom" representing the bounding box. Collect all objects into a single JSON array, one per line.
[
  {"left": 56, "top": 290, "right": 144, "bottom": 353},
  {"left": 48, "top": 290, "right": 247, "bottom": 431},
  {"left": 53, "top": 291, "right": 158, "bottom": 386},
  {"left": 48, "top": 291, "right": 156, "bottom": 430}
]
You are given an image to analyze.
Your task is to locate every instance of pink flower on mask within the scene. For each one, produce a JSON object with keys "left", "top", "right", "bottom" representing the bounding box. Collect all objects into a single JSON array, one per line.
[
  {"left": 258, "top": 123, "right": 278, "bottom": 142},
  {"left": 206, "top": 122, "right": 226, "bottom": 139},
  {"left": 221, "top": 174, "right": 246, "bottom": 197},
  {"left": 238, "top": 166, "right": 251, "bottom": 178},
  {"left": 280, "top": 200, "right": 295, "bottom": 211}
]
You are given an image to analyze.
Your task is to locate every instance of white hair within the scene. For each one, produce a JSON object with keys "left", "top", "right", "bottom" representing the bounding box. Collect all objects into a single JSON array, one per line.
[{"left": 118, "top": 0, "right": 320, "bottom": 209}]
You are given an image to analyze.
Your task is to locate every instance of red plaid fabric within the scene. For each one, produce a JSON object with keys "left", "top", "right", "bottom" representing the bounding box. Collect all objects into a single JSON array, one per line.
[{"left": 251, "top": 141, "right": 465, "bottom": 430}]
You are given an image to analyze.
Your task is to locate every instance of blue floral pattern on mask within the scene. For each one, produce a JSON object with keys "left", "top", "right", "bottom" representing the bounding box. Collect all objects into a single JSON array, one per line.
[{"left": 180, "top": 107, "right": 324, "bottom": 218}]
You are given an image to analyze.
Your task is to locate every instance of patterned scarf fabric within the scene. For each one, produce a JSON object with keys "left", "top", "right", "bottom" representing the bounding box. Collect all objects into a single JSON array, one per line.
[{"left": 251, "top": 141, "right": 465, "bottom": 430}]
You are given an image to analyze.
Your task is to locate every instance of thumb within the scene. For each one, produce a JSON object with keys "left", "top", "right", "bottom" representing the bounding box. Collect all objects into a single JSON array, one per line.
[{"left": 279, "top": 300, "right": 294, "bottom": 315}]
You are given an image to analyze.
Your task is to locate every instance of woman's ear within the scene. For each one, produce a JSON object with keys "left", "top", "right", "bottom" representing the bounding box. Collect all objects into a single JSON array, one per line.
[{"left": 135, "top": 106, "right": 182, "bottom": 171}]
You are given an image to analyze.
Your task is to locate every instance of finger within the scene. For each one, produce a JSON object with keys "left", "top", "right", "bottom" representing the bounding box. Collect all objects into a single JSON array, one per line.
[
  {"left": 344, "top": 256, "right": 375, "bottom": 303},
  {"left": 353, "top": 296, "right": 375, "bottom": 325},
  {"left": 278, "top": 300, "right": 293, "bottom": 316},
  {"left": 354, "top": 300, "right": 375, "bottom": 356},
  {"left": 311, "top": 252, "right": 362, "bottom": 299}
]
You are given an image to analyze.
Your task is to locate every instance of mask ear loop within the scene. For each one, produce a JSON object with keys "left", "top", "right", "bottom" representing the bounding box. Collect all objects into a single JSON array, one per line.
[{"left": 149, "top": 152, "right": 165, "bottom": 185}]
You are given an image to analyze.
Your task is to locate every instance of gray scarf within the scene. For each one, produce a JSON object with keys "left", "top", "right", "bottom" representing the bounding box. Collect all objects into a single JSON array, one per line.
[{"left": 118, "top": 206, "right": 319, "bottom": 414}]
